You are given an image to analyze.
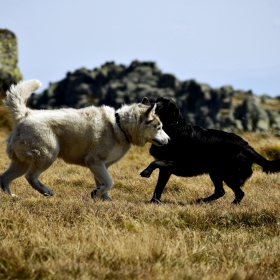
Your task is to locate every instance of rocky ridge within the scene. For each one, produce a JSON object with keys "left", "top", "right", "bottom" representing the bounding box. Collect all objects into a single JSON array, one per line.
[{"left": 28, "top": 61, "right": 280, "bottom": 133}]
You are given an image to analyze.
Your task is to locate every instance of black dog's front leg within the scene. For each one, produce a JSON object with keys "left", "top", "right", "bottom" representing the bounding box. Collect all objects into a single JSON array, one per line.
[
  {"left": 140, "top": 160, "right": 174, "bottom": 203},
  {"left": 150, "top": 169, "right": 172, "bottom": 203},
  {"left": 140, "top": 160, "right": 174, "bottom": 178}
]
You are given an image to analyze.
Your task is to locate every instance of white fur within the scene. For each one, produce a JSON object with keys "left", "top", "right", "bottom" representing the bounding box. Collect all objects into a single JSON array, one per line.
[{"left": 0, "top": 80, "right": 169, "bottom": 200}]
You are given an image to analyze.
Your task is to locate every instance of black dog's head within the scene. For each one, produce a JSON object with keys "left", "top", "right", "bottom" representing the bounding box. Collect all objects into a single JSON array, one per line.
[{"left": 155, "top": 97, "right": 182, "bottom": 128}]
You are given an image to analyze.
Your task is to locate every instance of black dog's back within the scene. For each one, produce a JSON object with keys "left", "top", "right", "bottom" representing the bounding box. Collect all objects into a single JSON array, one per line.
[
  {"left": 150, "top": 122, "right": 253, "bottom": 176},
  {"left": 140, "top": 97, "right": 280, "bottom": 204}
]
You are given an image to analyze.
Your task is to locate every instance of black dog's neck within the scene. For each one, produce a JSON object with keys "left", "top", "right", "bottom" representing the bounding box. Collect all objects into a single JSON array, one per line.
[
  {"left": 163, "top": 121, "right": 178, "bottom": 130},
  {"left": 162, "top": 114, "right": 185, "bottom": 130}
]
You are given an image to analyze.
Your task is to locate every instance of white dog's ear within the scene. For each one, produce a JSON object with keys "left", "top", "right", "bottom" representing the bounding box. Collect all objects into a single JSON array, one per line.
[
  {"left": 145, "top": 103, "right": 157, "bottom": 119},
  {"left": 141, "top": 97, "right": 151, "bottom": 106},
  {"left": 151, "top": 103, "right": 156, "bottom": 114}
]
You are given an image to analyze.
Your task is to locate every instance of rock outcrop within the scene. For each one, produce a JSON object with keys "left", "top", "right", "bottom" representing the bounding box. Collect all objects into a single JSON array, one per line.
[
  {"left": 0, "top": 29, "right": 23, "bottom": 99},
  {"left": 26, "top": 60, "right": 280, "bottom": 133}
]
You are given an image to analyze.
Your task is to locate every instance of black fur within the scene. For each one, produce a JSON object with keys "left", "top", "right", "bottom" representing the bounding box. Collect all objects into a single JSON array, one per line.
[{"left": 140, "top": 97, "right": 280, "bottom": 204}]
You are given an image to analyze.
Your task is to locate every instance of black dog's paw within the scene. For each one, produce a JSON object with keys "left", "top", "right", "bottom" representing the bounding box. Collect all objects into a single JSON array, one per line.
[
  {"left": 232, "top": 199, "right": 241, "bottom": 204},
  {"left": 149, "top": 198, "right": 162, "bottom": 204},
  {"left": 140, "top": 169, "right": 152, "bottom": 178},
  {"left": 195, "top": 198, "right": 206, "bottom": 204}
]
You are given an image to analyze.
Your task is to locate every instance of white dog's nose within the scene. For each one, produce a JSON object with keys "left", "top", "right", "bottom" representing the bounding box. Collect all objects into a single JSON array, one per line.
[
  {"left": 152, "top": 132, "right": 170, "bottom": 146},
  {"left": 164, "top": 133, "right": 170, "bottom": 143}
]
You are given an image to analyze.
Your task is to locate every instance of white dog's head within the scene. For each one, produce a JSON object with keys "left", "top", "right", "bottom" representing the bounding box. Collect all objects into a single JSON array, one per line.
[{"left": 139, "top": 98, "right": 170, "bottom": 147}]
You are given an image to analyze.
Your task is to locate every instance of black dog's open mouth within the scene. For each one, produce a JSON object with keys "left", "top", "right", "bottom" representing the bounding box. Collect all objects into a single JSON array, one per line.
[{"left": 152, "top": 139, "right": 164, "bottom": 146}]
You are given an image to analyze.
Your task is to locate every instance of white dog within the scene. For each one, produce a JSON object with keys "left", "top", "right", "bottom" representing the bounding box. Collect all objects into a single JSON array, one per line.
[{"left": 0, "top": 80, "right": 169, "bottom": 200}]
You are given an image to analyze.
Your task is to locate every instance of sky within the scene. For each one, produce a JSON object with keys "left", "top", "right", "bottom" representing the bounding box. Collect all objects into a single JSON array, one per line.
[{"left": 1, "top": 0, "right": 280, "bottom": 96}]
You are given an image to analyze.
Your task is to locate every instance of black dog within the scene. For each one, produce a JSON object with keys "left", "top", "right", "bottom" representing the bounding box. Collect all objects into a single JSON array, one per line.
[{"left": 140, "top": 97, "right": 280, "bottom": 204}]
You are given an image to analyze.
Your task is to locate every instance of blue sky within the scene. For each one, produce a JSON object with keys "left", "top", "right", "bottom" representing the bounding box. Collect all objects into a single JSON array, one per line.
[{"left": 1, "top": 0, "right": 280, "bottom": 96}]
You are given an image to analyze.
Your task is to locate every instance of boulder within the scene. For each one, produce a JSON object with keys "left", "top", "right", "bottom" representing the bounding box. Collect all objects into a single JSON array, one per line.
[
  {"left": 234, "top": 96, "right": 270, "bottom": 132},
  {"left": 0, "top": 29, "right": 23, "bottom": 99}
]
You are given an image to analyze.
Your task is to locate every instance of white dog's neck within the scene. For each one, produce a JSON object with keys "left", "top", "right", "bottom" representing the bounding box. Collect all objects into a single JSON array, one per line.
[
  {"left": 116, "top": 104, "right": 146, "bottom": 146},
  {"left": 115, "top": 112, "right": 132, "bottom": 143}
]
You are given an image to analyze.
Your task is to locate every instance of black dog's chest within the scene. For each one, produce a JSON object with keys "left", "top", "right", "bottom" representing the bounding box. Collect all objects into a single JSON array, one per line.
[
  {"left": 150, "top": 141, "right": 212, "bottom": 177},
  {"left": 150, "top": 134, "right": 208, "bottom": 160}
]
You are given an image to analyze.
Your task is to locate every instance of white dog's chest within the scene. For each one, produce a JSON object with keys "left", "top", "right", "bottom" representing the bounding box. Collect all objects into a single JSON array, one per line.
[{"left": 103, "top": 145, "right": 130, "bottom": 166}]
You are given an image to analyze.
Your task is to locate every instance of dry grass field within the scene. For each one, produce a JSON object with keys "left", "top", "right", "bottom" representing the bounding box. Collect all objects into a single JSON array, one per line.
[{"left": 1, "top": 129, "right": 280, "bottom": 280}]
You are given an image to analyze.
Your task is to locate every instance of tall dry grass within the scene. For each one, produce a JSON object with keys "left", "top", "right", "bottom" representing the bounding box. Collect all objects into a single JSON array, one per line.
[{"left": 1, "top": 130, "right": 280, "bottom": 280}]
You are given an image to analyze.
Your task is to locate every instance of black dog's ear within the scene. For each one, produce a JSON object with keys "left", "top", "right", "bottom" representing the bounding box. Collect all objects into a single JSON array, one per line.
[
  {"left": 155, "top": 97, "right": 163, "bottom": 103},
  {"left": 155, "top": 97, "right": 170, "bottom": 105},
  {"left": 141, "top": 97, "right": 151, "bottom": 106}
]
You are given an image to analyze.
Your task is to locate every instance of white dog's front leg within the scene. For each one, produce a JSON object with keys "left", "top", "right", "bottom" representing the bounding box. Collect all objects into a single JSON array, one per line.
[
  {"left": 87, "top": 161, "right": 114, "bottom": 199},
  {"left": 94, "top": 177, "right": 113, "bottom": 201}
]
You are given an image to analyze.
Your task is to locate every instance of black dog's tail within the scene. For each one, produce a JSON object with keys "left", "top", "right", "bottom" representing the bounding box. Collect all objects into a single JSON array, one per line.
[
  {"left": 247, "top": 146, "right": 280, "bottom": 173},
  {"left": 262, "top": 159, "right": 280, "bottom": 173}
]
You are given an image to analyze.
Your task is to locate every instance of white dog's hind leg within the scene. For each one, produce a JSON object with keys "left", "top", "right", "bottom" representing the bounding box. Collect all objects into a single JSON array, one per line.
[
  {"left": 94, "top": 177, "right": 112, "bottom": 201},
  {"left": 25, "top": 164, "right": 55, "bottom": 196},
  {"left": 0, "top": 161, "right": 29, "bottom": 196}
]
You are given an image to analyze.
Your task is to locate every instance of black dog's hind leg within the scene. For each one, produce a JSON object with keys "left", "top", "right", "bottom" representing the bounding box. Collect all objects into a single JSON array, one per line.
[
  {"left": 232, "top": 188, "right": 245, "bottom": 204},
  {"left": 224, "top": 165, "right": 252, "bottom": 204},
  {"left": 197, "top": 173, "right": 225, "bottom": 203},
  {"left": 224, "top": 178, "right": 245, "bottom": 204},
  {"left": 140, "top": 160, "right": 174, "bottom": 178},
  {"left": 150, "top": 170, "right": 172, "bottom": 203}
]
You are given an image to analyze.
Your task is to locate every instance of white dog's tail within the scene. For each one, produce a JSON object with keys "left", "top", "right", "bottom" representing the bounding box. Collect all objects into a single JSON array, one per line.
[{"left": 3, "top": 79, "right": 42, "bottom": 124}]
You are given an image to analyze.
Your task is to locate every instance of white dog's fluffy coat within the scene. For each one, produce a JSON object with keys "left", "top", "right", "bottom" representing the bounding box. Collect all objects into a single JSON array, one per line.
[{"left": 0, "top": 80, "right": 169, "bottom": 200}]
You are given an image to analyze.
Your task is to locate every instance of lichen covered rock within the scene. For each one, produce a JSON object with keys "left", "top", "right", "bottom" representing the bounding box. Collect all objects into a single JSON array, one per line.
[{"left": 0, "top": 29, "right": 23, "bottom": 99}]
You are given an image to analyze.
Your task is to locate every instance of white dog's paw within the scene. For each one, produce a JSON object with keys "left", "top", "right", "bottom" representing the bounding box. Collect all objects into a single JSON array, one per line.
[
  {"left": 43, "top": 193, "right": 51, "bottom": 196},
  {"left": 100, "top": 192, "right": 113, "bottom": 201},
  {"left": 91, "top": 189, "right": 99, "bottom": 199},
  {"left": 43, "top": 189, "right": 54, "bottom": 196},
  {"left": 11, "top": 193, "right": 18, "bottom": 198},
  {"left": 91, "top": 186, "right": 111, "bottom": 200}
]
